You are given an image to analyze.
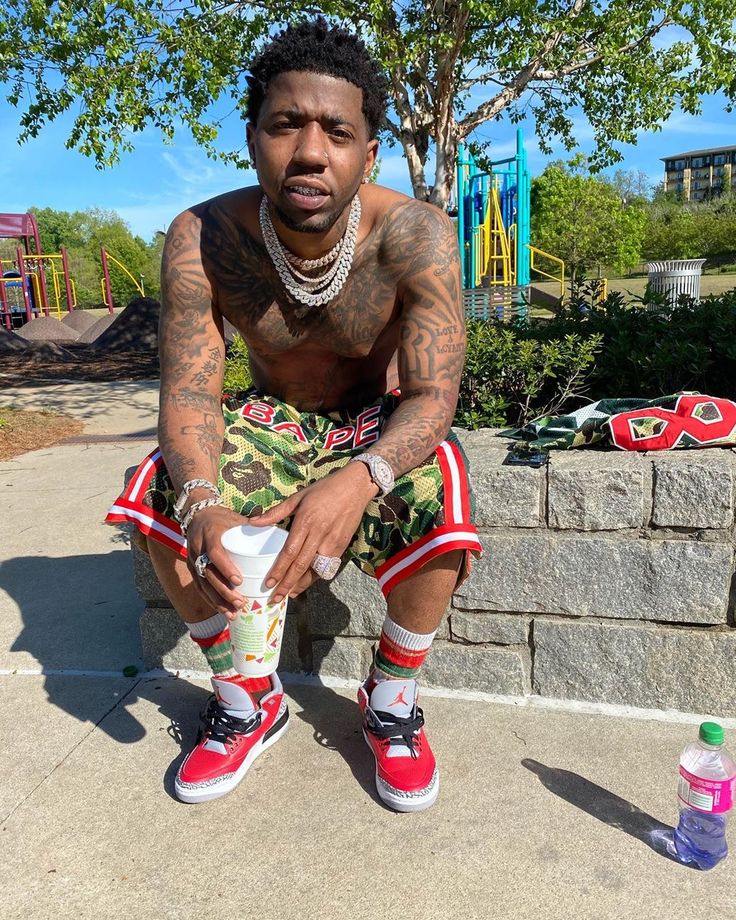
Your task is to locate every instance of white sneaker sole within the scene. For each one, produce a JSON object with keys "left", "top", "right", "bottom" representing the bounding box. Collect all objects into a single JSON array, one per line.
[
  {"left": 175, "top": 706, "right": 289, "bottom": 804},
  {"left": 362, "top": 729, "right": 440, "bottom": 812}
]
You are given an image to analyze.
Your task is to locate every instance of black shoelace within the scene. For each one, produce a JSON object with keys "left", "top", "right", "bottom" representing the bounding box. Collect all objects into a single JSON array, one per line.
[
  {"left": 199, "top": 696, "right": 262, "bottom": 745},
  {"left": 367, "top": 707, "right": 425, "bottom": 759}
]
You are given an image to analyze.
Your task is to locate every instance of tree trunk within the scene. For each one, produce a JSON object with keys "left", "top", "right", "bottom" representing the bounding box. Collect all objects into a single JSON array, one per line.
[
  {"left": 429, "top": 103, "right": 457, "bottom": 210},
  {"left": 401, "top": 134, "right": 430, "bottom": 201}
]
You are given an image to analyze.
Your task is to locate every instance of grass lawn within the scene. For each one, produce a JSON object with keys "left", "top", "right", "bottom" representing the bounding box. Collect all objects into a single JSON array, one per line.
[
  {"left": 0, "top": 407, "right": 83, "bottom": 459},
  {"left": 531, "top": 271, "right": 736, "bottom": 305}
]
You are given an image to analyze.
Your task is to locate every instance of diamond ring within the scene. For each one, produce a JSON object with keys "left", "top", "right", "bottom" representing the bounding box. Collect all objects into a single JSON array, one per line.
[
  {"left": 194, "top": 553, "right": 211, "bottom": 578},
  {"left": 312, "top": 553, "right": 341, "bottom": 581}
]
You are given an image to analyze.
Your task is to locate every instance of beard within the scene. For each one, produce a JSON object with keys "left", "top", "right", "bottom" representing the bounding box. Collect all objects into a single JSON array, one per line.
[
  {"left": 274, "top": 188, "right": 357, "bottom": 235},
  {"left": 273, "top": 204, "right": 341, "bottom": 234}
]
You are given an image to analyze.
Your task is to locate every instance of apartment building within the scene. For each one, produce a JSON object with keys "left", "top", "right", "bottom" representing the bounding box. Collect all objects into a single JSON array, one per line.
[{"left": 662, "top": 145, "right": 736, "bottom": 201}]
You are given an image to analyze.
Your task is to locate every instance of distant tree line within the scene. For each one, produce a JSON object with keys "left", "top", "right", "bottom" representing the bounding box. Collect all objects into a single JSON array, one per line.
[{"left": 531, "top": 159, "right": 736, "bottom": 282}]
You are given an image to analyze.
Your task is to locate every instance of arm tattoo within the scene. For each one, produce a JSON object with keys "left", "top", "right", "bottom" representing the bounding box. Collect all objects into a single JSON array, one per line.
[
  {"left": 157, "top": 209, "right": 226, "bottom": 490},
  {"left": 368, "top": 202, "right": 465, "bottom": 474}
]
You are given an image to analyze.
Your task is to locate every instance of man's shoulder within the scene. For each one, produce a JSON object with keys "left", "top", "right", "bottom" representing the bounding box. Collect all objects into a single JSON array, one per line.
[
  {"left": 371, "top": 188, "right": 455, "bottom": 249},
  {"left": 369, "top": 188, "right": 458, "bottom": 275},
  {"left": 170, "top": 186, "right": 261, "bottom": 239},
  {"left": 370, "top": 186, "right": 452, "bottom": 229}
]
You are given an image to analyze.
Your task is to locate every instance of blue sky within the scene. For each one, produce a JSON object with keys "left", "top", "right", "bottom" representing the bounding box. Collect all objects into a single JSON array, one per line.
[{"left": 1, "top": 89, "right": 733, "bottom": 244}]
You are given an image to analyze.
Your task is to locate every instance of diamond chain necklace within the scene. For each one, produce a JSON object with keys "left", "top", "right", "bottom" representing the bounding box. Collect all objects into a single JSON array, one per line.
[{"left": 259, "top": 194, "right": 361, "bottom": 307}]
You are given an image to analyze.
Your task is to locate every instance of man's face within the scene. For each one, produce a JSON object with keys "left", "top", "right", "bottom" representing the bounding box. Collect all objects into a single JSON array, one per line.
[{"left": 247, "top": 71, "right": 378, "bottom": 234}]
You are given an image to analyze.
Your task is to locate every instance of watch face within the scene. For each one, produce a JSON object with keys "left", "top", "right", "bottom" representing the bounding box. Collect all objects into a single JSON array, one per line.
[{"left": 372, "top": 457, "right": 394, "bottom": 491}]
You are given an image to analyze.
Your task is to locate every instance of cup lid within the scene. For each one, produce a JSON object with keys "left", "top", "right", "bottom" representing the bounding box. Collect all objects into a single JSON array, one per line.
[{"left": 221, "top": 524, "right": 289, "bottom": 556}]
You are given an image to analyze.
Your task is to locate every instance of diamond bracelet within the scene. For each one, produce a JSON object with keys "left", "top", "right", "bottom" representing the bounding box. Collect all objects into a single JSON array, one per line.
[
  {"left": 173, "top": 479, "right": 220, "bottom": 522},
  {"left": 179, "top": 497, "right": 226, "bottom": 536}
]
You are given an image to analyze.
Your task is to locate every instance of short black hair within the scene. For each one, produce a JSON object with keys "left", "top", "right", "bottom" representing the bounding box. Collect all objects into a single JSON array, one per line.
[{"left": 246, "top": 17, "right": 389, "bottom": 139}]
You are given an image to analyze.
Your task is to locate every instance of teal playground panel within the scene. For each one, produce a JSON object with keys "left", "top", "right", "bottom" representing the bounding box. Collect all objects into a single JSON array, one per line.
[{"left": 456, "top": 128, "right": 531, "bottom": 319}]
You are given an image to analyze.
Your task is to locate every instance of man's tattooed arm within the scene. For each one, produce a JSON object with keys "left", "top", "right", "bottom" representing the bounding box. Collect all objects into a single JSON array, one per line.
[
  {"left": 368, "top": 201, "right": 465, "bottom": 477},
  {"left": 157, "top": 207, "right": 226, "bottom": 494}
]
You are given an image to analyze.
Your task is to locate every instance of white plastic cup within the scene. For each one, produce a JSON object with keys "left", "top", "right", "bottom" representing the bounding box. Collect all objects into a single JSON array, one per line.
[{"left": 221, "top": 524, "right": 289, "bottom": 678}]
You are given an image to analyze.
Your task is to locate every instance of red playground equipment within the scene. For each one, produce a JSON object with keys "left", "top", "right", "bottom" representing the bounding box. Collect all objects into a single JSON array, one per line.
[
  {"left": 0, "top": 211, "right": 144, "bottom": 330},
  {"left": 0, "top": 212, "right": 76, "bottom": 330}
]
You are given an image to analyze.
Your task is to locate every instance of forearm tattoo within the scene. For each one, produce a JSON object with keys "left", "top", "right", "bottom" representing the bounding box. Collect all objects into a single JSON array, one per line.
[{"left": 158, "top": 211, "right": 226, "bottom": 490}]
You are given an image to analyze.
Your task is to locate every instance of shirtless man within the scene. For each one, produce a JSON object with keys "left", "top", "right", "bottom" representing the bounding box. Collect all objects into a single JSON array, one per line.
[{"left": 108, "top": 18, "right": 481, "bottom": 812}]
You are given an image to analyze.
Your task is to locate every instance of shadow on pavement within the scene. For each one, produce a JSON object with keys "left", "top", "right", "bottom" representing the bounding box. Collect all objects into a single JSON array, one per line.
[
  {"left": 1, "top": 379, "right": 159, "bottom": 431},
  {"left": 3, "top": 542, "right": 379, "bottom": 799},
  {"left": 522, "top": 758, "right": 681, "bottom": 863},
  {"left": 3, "top": 550, "right": 142, "bottom": 675},
  {"left": 277, "top": 590, "right": 382, "bottom": 804},
  {"left": 284, "top": 680, "right": 382, "bottom": 806},
  {"left": 2, "top": 549, "right": 187, "bottom": 745}
]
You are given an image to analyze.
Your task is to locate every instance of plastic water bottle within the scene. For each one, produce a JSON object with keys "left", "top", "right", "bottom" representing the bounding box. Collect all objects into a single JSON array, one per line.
[{"left": 674, "top": 721, "right": 736, "bottom": 869}]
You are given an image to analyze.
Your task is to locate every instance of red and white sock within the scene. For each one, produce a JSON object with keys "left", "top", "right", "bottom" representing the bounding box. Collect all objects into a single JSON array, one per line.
[
  {"left": 372, "top": 615, "right": 436, "bottom": 682},
  {"left": 187, "top": 613, "right": 271, "bottom": 694}
]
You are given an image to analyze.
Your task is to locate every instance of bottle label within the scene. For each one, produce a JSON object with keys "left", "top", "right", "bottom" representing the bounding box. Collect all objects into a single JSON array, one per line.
[{"left": 678, "top": 766, "right": 735, "bottom": 814}]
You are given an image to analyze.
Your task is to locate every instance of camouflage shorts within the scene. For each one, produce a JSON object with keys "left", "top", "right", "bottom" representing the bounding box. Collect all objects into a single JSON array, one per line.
[{"left": 108, "top": 390, "right": 481, "bottom": 596}]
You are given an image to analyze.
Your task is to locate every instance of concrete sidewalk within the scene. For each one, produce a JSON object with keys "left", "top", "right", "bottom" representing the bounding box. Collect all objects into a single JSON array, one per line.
[
  {"left": 1, "top": 378, "right": 159, "bottom": 437},
  {"left": 1, "top": 380, "right": 735, "bottom": 920}
]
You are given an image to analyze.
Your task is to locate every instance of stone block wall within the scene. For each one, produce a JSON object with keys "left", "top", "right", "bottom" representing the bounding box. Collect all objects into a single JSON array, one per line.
[{"left": 128, "top": 431, "right": 736, "bottom": 717}]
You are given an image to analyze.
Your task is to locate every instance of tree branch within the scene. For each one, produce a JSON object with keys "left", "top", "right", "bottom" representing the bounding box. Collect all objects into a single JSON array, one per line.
[
  {"left": 459, "top": 0, "right": 589, "bottom": 135},
  {"left": 536, "top": 16, "right": 673, "bottom": 79},
  {"left": 459, "top": 5, "right": 673, "bottom": 136}
]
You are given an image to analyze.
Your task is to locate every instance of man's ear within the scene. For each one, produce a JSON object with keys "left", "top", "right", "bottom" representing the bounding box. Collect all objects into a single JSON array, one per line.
[
  {"left": 246, "top": 122, "right": 256, "bottom": 166},
  {"left": 364, "top": 138, "right": 379, "bottom": 181}
]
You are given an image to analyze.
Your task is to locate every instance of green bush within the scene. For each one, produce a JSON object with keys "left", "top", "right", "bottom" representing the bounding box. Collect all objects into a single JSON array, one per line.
[
  {"left": 222, "top": 333, "right": 252, "bottom": 394},
  {"left": 455, "top": 319, "right": 603, "bottom": 429},
  {"left": 222, "top": 292, "right": 736, "bottom": 431},
  {"left": 544, "top": 287, "right": 736, "bottom": 401}
]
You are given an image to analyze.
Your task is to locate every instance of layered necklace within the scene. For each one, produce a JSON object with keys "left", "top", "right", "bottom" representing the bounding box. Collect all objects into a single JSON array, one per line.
[{"left": 259, "top": 194, "right": 361, "bottom": 307}]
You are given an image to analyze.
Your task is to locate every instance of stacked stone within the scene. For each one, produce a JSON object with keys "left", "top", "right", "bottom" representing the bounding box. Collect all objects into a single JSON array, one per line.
[{"left": 129, "top": 434, "right": 736, "bottom": 717}]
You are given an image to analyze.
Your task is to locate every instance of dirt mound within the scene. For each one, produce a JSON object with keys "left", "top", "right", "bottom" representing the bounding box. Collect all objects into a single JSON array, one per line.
[
  {"left": 15, "top": 315, "right": 80, "bottom": 343},
  {"left": 28, "top": 341, "right": 77, "bottom": 360},
  {"left": 91, "top": 297, "right": 160, "bottom": 352},
  {"left": 0, "top": 345, "right": 158, "bottom": 382},
  {"left": 0, "top": 327, "right": 32, "bottom": 354},
  {"left": 76, "top": 313, "right": 117, "bottom": 344},
  {"left": 62, "top": 310, "right": 100, "bottom": 334}
]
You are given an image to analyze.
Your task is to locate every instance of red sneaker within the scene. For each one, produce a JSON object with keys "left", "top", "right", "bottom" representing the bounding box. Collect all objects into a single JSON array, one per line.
[
  {"left": 175, "top": 673, "right": 289, "bottom": 804},
  {"left": 358, "top": 678, "right": 439, "bottom": 812}
]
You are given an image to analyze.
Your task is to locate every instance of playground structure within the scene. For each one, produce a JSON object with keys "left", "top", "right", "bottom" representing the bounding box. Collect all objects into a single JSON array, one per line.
[
  {"left": 0, "top": 212, "right": 75, "bottom": 330},
  {"left": 0, "top": 212, "right": 144, "bottom": 330},
  {"left": 99, "top": 248, "right": 145, "bottom": 311},
  {"left": 456, "top": 129, "right": 566, "bottom": 320}
]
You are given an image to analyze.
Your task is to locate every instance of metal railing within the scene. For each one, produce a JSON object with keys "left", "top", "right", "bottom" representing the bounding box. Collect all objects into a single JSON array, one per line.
[{"left": 528, "top": 245, "right": 565, "bottom": 300}]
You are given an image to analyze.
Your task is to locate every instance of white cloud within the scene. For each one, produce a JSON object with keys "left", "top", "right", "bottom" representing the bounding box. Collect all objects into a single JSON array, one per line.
[
  {"left": 659, "top": 111, "right": 734, "bottom": 137},
  {"left": 159, "top": 149, "right": 248, "bottom": 192},
  {"left": 108, "top": 144, "right": 253, "bottom": 239}
]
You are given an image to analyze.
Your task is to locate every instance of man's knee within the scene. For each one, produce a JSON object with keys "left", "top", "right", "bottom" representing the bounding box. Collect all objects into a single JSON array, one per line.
[{"left": 147, "top": 536, "right": 213, "bottom": 619}]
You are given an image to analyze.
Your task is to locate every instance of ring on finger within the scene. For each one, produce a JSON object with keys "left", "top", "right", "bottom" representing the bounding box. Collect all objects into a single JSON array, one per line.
[
  {"left": 194, "top": 552, "right": 211, "bottom": 578},
  {"left": 312, "top": 553, "right": 341, "bottom": 581}
]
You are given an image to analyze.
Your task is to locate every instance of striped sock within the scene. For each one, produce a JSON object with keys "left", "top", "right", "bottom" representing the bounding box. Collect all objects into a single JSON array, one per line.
[
  {"left": 187, "top": 614, "right": 271, "bottom": 693},
  {"left": 373, "top": 615, "right": 436, "bottom": 680}
]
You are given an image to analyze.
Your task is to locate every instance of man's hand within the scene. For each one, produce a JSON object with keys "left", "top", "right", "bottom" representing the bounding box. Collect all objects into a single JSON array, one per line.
[
  {"left": 185, "top": 506, "right": 252, "bottom": 619},
  {"left": 250, "top": 463, "right": 379, "bottom": 602}
]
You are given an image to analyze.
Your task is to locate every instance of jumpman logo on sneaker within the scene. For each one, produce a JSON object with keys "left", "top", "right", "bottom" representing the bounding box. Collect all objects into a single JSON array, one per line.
[
  {"left": 215, "top": 686, "right": 234, "bottom": 708},
  {"left": 388, "top": 686, "right": 409, "bottom": 708}
]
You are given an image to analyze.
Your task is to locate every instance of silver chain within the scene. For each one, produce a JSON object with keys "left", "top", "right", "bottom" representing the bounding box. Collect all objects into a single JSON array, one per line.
[
  {"left": 280, "top": 246, "right": 346, "bottom": 288},
  {"left": 259, "top": 195, "right": 361, "bottom": 307},
  {"left": 284, "top": 238, "right": 342, "bottom": 270}
]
